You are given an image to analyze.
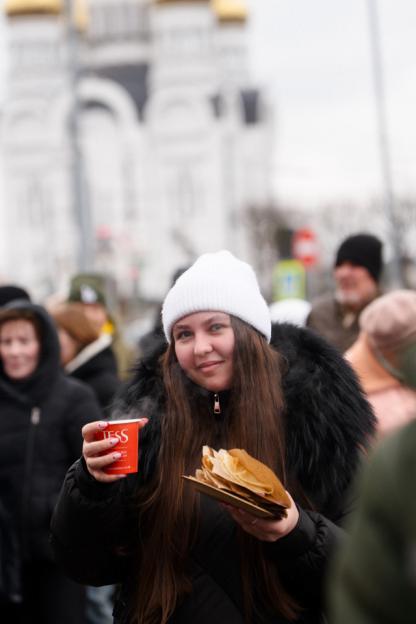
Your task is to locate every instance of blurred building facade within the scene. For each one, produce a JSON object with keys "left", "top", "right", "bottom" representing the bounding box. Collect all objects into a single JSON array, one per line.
[{"left": 0, "top": 0, "right": 273, "bottom": 300}]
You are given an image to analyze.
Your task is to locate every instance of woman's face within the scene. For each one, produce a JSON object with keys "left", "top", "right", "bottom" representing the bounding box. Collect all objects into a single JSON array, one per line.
[
  {"left": 58, "top": 327, "right": 79, "bottom": 366},
  {"left": 173, "top": 311, "right": 235, "bottom": 392},
  {"left": 0, "top": 319, "right": 40, "bottom": 380}
]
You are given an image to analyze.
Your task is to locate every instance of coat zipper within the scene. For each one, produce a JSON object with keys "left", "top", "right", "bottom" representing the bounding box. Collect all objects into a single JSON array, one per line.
[
  {"left": 213, "top": 393, "right": 221, "bottom": 414},
  {"left": 31, "top": 407, "right": 40, "bottom": 425}
]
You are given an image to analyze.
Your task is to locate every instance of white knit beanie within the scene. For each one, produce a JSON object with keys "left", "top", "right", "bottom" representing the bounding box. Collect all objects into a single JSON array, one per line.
[{"left": 162, "top": 250, "right": 271, "bottom": 342}]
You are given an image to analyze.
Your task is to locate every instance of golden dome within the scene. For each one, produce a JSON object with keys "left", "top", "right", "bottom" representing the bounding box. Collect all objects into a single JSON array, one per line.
[
  {"left": 5, "top": 0, "right": 89, "bottom": 30},
  {"left": 154, "top": 0, "right": 209, "bottom": 4},
  {"left": 5, "top": 0, "right": 62, "bottom": 15},
  {"left": 212, "top": 0, "right": 248, "bottom": 23}
]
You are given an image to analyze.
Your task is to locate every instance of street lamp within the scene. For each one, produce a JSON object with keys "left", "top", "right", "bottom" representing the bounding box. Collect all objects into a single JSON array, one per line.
[
  {"left": 63, "top": 0, "right": 93, "bottom": 271},
  {"left": 366, "top": 0, "right": 403, "bottom": 286}
]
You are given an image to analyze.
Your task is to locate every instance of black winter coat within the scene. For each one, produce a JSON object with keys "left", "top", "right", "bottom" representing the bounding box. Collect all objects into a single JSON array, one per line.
[
  {"left": 0, "top": 302, "right": 102, "bottom": 602},
  {"left": 50, "top": 323, "right": 375, "bottom": 623},
  {"left": 65, "top": 334, "right": 121, "bottom": 415}
]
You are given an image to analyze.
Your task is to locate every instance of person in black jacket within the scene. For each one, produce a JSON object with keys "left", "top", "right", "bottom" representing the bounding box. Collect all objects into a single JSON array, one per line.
[
  {"left": 50, "top": 250, "right": 375, "bottom": 624},
  {"left": 0, "top": 301, "right": 101, "bottom": 624},
  {"left": 51, "top": 302, "right": 120, "bottom": 416},
  {"left": 50, "top": 301, "right": 121, "bottom": 624}
]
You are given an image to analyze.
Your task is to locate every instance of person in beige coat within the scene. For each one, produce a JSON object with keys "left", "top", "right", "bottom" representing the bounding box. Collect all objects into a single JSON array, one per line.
[{"left": 345, "top": 289, "right": 416, "bottom": 440}]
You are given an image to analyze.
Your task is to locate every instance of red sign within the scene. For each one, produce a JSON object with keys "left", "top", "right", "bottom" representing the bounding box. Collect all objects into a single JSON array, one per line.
[{"left": 292, "top": 228, "right": 318, "bottom": 268}]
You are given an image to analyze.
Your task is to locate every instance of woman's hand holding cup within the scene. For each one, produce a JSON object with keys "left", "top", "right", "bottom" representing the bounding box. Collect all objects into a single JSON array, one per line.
[{"left": 82, "top": 420, "right": 148, "bottom": 483}]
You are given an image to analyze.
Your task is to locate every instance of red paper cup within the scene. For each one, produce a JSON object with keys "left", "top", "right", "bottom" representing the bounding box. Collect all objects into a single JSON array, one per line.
[{"left": 95, "top": 418, "right": 141, "bottom": 475}]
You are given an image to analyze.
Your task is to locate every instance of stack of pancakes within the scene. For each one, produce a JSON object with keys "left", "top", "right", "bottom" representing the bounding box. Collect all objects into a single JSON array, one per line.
[{"left": 186, "top": 446, "right": 290, "bottom": 517}]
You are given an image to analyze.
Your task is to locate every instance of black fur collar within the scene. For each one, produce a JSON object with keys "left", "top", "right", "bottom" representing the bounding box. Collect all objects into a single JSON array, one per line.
[{"left": 270, "top": 323, "right": 375, "bottom": 516}]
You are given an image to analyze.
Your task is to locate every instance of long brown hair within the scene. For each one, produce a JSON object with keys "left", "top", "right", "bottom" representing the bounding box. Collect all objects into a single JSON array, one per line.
[{"left": 134, "top": 316, "right": 299, "bottom": 623}]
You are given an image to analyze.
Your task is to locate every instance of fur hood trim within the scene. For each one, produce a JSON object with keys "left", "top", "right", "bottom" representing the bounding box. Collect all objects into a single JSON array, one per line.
[{"left": 270, "top": 323, "right": 375, "bottom": 511}]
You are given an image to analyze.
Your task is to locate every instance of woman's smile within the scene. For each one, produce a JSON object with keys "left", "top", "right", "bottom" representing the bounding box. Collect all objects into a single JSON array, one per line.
[{"left": 197, "top": 360, "right": 223, "bottom": 371}]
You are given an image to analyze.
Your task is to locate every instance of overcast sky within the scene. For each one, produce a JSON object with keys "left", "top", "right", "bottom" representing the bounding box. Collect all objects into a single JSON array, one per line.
[
  {"left": 1, "top": 0, "right": 415, "bottom": 207},
  {"left": 246, "top": 0, "right": 416, "bottom": 206}
]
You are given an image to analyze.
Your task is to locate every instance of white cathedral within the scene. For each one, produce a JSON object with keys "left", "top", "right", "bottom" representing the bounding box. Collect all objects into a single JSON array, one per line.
[{"left": 0, "top": 0, "right": 273, "bottom": 301}]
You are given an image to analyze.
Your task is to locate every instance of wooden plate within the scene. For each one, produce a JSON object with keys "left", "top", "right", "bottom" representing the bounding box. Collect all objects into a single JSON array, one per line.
[{"left": 182, "top": 475, "right": 276, "bottom": 519}]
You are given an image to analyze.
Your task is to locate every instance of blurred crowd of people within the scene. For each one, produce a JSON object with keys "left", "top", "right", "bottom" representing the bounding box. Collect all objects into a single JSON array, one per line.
[{"left": 0, "top": 232, "right": 415, "bottom": 623}]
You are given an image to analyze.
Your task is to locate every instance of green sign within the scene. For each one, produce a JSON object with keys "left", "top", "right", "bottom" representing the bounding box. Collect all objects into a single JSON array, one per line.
[{"left": 272, "top": 260, "right": 306, "bottom": 301}]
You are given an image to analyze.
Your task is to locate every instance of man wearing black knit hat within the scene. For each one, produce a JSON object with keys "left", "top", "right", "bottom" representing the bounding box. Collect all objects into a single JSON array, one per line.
[{"left": 306, "top": 233, "right": 383, "bottom": 352}]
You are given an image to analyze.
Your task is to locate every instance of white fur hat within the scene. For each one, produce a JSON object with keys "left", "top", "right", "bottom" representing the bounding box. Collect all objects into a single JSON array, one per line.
[{"left": 162, "top": 250, "right": 271, "bottom": 342}]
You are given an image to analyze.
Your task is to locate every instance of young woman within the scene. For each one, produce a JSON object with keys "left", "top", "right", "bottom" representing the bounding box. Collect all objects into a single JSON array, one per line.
[
  {"left": 51, "top": 251, "right": 375, "bottom": 624},
  {"left": 0, "top": 301, "right": 101, "bottom": 624}
]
